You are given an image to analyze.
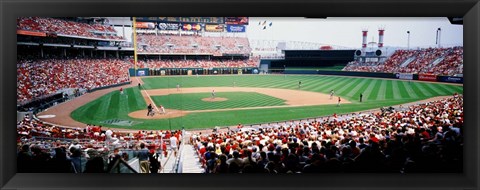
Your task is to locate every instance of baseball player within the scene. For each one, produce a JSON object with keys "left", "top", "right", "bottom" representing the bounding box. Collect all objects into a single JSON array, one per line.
[
  {"left": 360, "top": 93, "right": 363, "bottom": 102},
  {"left": 119, "top": 87, "right": 123, "bottom": 95},
  {"left": 298, "top": 81, "right": 302, "bottom": 89},
  {"left": 233, "top": 81, "right": 236, "bottom": 88},
  {"left": 337, "top": 97, "right": 341, "bottom": 107},
  {"left": 211, "top": 90, "right": 216, "bottom": 99},
  {"left": 147, "top": 104, "right": 153, "bottom": 116},
  {"left": 330, "top": 90, "right": 335, "bottom": 100},
  {"left": 160, "top": 105, "right": 166, "bottom": 114},
  {"left": 176, "top": 84, "right": 180, "bottom": 91}
]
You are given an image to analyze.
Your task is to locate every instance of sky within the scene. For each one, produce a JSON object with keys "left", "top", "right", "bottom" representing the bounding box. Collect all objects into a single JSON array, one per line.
[{"left": 246, "top": 17, "right": 463, "bottom": 48}]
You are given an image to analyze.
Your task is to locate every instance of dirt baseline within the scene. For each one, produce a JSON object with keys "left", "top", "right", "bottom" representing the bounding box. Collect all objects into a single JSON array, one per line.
[{"left": 129, "top": 87, "right": 351, "bottom": 119}]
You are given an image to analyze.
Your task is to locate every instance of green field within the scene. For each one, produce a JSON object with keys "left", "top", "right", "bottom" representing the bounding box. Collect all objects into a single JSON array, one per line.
[
  {"left": 151, "top": 92, "right": 286, "bottom": 111},
  {"left": 71, "top": 75, "right": 463, "bottom": 130}
]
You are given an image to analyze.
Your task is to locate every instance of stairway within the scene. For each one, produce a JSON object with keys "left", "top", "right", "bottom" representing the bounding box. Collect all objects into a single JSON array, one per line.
[
  {"left": 159, "top": 150, "right": 177, "bottom": 173},
  {"left": 400, "top": 56, "right": 416, "bottom": 67},
  {"left": 179, "top": 144, "right": 204, "bottom": 173}
]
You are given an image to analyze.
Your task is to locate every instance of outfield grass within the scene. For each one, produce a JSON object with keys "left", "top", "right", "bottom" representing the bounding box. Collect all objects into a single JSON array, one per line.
[
  {"left": 71, "top": 75, "right": 463, "bottom": 130},
  {"left": 151, "top": 92, "right": 286, "bottom": 111}
]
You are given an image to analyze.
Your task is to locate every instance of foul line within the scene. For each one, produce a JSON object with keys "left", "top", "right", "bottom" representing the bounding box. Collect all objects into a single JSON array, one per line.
[{"left": 135, "top": 77, "right": 160, "bottom": 113}]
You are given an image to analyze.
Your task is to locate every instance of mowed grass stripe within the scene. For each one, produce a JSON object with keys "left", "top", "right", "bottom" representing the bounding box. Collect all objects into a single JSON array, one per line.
[
  {"left": 344, "top": 78, "right": 369, "bottom": 99},
  {"left": 376, "top": 80, "right": 388, "bottom": 100},
  {"left": 391, "top": 81, "right": 402, "bottom": 99},
  {"left": 367, "top": 80, "right": 382, "bottom": 100},
  {"left": 425, "top": 83, "right": 445, "bottom": 95},
  {"left": 95, "top": 92, "right": 113, "bottom": 120},
  {"left": 106, "top": 92, "right": 120, "bottom": 118},
  {"left": 82, "top": 100, "right": 103, "bottom": 121},
  {"left": 412, "top": 82, "right": 432, "bottom": 97},
  {"left": 127, "top": 88, "right": 143, "bottom": 111},
  {"left": 336, "top": 78, "right": 363, "bottom": 96},
  {"left": 316, "top": 77, "right": 347, "bottom": 92},
  {"left": 308, "top": 77, "right": 335, "bottom": 91},
  {"left": 394, "top": 81, "right": 411, "bottom": 99},
  {"left": 434, "top": 83, "right": 460, "bottom": 95},
  {"left": 119, "top": 92, "right": 130, "bottom": 118},
  {"left": 417, "top": 82, "right": 440, "bottom": 96},
  {"left": 134, "top": 88, "right": 147, "bottom": 109},
  {"left": 385, "top": 80, "right": 394, "bottom": 99},
  {"left": 401, "top": 82, "right": 418, "bottom": 98},
  {"left": 449, "top": 85, "right": 464, "bottom": 93},
  {"left": 409, "top": 82, "right": 427, "bottom": 98},
  {"left": 310, "top": 77, "right": 342, "bottom": 92},
  {"left": 360, "top": 79, "right": 378, "bottom": 101},
  {"left": 321, "top": 77, "right": 353, "bottom": 94}
]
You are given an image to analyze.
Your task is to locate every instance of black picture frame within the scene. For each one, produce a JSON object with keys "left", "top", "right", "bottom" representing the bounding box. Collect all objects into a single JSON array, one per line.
[{"left": 1, "top": 0, "right": 479, "bottom": 189}]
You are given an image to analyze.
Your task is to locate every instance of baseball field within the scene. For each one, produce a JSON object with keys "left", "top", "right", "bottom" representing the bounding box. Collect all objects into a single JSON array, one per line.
[{"left": 69, "top": 75, "right": 463, "bottom": 130}]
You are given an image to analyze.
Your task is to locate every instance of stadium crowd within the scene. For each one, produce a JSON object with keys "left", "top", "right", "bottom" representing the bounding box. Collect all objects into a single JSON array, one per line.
[
  {"left": 137, "top": 58, "right": 259, "bottom": 69},
  {"left": 191, "top": 95, "right": 463, "bottom": 173},
  {"left": 343, "top": 47, "right": 463, "bottom": 75},
  {"left": 17, "top": 58, "right": 131, "bottom": 103},
  {"left": 137, "top": 34, "right": 251, "bottom": 55},
  {"left": 17, "top": 17, "right": 124, "bottom": 40},
  {"left": 17, "top": 114, "right": 183, "bottom": 173}
]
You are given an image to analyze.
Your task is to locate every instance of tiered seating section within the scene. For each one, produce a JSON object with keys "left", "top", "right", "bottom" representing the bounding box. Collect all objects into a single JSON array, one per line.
[
  {"left": 17, "top": 58, "right": 131, "bottom": 103},
  {"left": 17, "top": 114, "right": 182, "bottom": 173},
  {"left": 17, "top": 17, "right": 124, "bottom": 40},
  {"left": 137, "top": 58, "right": 259, "bottom": 69},
  {"left": 343, "top": 47, "right": 463, "bottom": 75},
  {"left": 137, "top": 34, "right": 252, "bottom": 55},
  {"left": 192, "top": 95, "right": 463, "bottom": 173}
]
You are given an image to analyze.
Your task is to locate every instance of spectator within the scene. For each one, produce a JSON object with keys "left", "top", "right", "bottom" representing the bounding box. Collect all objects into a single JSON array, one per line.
[{"left": 137, "top": 143, "right": 150, "bottom": 173}]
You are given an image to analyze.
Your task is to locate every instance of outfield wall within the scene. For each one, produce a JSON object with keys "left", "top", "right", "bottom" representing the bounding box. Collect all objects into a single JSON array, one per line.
[
  {"left": 129, "top": 67, "right": 260, "bottom": 76},
  {"left": 280, "top": 69, "right": 463, "bottom": 84}
]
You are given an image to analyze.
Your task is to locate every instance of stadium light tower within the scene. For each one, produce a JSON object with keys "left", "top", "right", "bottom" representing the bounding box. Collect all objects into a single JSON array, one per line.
[
  {"left": 407, "top": 31, "right": 410, "bottom": 50},
  {"left": 361, "top": 28, "right": 368, "bottom": 55},
  {"left": 378, "top": 27, "right": 385, "bottom": 48},
  {"left": 436, "top": 28, "right": 442, "bottom": 48}
]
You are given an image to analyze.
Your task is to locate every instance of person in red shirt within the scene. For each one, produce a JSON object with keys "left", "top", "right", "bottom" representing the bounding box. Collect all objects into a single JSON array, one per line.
[
  {"left": 337, "top": 97, "right": 341, "bottom": 107},
  {"left": 119, "top": 87, "right": 123, "bottom": 95}
]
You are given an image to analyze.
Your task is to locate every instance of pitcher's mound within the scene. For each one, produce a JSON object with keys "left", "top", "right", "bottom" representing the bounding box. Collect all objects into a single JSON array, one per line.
[
  {"left": 128, "top": 109, "right": 187, "bottom": 119},
  {"left": 202, "top": 97, "right": 228, "bottom": 102}
]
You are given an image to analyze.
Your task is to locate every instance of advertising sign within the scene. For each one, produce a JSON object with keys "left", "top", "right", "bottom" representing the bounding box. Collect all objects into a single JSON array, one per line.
[
  {"left": 158, "top": 23, "right": 180, "bottom": 30},
  {"left": 182, "top": 23, "right": 202, "bottom": 31},
  {"left": 226, "top": 25, "right": 246, "bottom": 32},
  {"left": 418, "top": 74, "right": 437, "bottom": 82},
  {"left": 136, "top": 17, "right": 224, "bottom": 24},
  {"left": 395, "top": 73, "right": 413, "bottom": 80},
  {"left": 205, "top": 24, "right": 224, "bottom": 32},
  {"left": 137, "top": 70, "right": 146, "bottom": 76},
  {"left": 438, "top": 76, "right": 463, "bottom": 83},
  {"left": 135, "top": 22, "right": 155, "bottom": 29},
  {"left": 224, "top": 17, "right": 249, "bottom": 25}
]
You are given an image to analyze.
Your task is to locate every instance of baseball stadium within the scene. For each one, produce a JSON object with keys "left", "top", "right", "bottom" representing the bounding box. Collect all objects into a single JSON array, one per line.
[{"left": 17, "top": 17, "right": 463, "bottom": 174}]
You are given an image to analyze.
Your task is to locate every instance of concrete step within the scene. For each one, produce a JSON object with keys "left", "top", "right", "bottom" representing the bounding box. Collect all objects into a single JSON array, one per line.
[{"left": 180, "top": 144, "right": 204, "bottom": 173}]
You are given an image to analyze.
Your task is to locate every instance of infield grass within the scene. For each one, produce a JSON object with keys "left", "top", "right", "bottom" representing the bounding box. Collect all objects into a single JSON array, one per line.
[{"left": 151, "top": 92, "right": 286, "bottom": 111}]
